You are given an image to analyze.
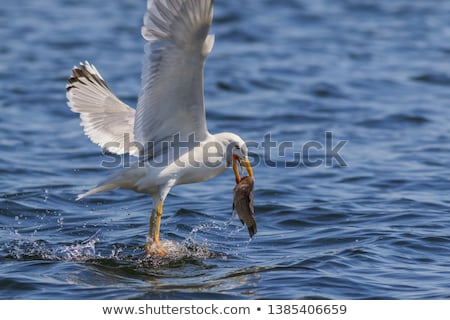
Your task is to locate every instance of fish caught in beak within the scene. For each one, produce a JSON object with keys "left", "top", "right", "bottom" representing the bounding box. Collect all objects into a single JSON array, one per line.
[
  {"left": 232, "top": 153, "right": 256, "bottom": 238},
  {"left": 233, "top": 175, "right": 256, "bottom": 238},
  {"left": 232, "top": 154, "right": 253, "bottom": 184}
]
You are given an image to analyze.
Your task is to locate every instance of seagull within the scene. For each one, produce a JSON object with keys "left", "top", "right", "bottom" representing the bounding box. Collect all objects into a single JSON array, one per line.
[{"left": 66, "top": 0, "right": 253, "bottom": 255}]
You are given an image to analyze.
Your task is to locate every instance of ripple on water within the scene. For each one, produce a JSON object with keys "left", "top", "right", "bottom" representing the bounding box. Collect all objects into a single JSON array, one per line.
[
  {"left": 1, "top": 0, "right": 450, "bottom": 300},
  {"left": 410, "top": 73, "right": 450, "bottom": 86}
]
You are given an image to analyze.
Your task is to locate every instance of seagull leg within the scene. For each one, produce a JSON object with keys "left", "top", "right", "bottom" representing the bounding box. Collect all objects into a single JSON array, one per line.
[
  {"left": 148, "top": 208, "right": 156, "bottom": 241},
  {"left": 153, "top": 200, "right": 166, "bottom": 252},
  {"left": 145, "top": 202, "right": 167, "bottom": 256},
  {"left": 145, "top": 182, "right": 175, "bottom": 257}
]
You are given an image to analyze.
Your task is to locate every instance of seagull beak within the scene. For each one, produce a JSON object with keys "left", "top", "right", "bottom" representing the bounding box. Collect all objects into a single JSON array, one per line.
[
  {"left": 233, "top": 155, "right": 253, "bottom": 184},
  {"left": 241, "top": 159, "right": 253, "bottom": 178},
  {"left": 233, "top": 154, "right": 241, "bottom": 184}
]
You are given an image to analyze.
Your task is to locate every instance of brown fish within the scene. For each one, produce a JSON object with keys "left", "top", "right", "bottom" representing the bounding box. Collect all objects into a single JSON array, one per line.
[{"left": 233, "top": 176, "right": 256, "bottom": 238}]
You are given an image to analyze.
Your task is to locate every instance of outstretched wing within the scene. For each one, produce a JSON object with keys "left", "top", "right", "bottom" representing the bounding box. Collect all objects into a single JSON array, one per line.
[
  {"left": 67, "top": 62, "right": 138, "bottom": 156},
  {"left": 134, "top": 0, "right": 214, "bottom": 158}
]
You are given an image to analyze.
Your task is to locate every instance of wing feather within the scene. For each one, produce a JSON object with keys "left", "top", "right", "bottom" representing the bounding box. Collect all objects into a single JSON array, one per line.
[
  {"left": 134, "top": 0, "right": 214, "bottom": 158},
  {"left": 67, "top": 62, "right": 138, "bottom": 156}
]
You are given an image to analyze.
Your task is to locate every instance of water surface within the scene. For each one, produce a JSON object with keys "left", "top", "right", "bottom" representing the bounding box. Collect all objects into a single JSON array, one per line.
[{"left": 1, "top": 0, "right": 450, "bottom": 299}]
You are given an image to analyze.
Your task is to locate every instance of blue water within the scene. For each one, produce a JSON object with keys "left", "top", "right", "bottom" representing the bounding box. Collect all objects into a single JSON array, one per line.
[{"left": 1, "top": 0, "right": 450, "bottom": 299}]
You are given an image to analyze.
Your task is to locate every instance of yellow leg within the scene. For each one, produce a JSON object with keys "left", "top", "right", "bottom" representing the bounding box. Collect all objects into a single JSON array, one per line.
[
  {"left": 145, "top": 200, "right": 167, "bottom": 256},
  {"left": 153, "top": 200, "right": 163, "bottom": 244},
  {"left": 149, "top": 209, "right": 156, "bottom": 238}
]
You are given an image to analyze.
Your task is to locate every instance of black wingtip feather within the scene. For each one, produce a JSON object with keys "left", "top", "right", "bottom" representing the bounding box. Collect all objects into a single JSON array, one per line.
[{"left": 67, "top": 62, "right": 109, "bottom": 93}]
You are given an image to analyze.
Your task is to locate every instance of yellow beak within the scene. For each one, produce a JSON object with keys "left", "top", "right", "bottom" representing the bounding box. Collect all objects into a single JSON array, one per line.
[{"left": 233, "top": 155, "right": 253, "bottom": 184}]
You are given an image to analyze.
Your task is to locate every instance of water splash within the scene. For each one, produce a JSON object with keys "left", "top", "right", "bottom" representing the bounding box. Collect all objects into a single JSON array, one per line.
[
  {"left": 185, "top": 219, "right": 254, "bottom": 256},
  {"left": 5, "top": 231, "right": 101, "bottom": 262},
  {"left": 2, "top": 216, "right": 254, "bottom": 269},
  {"left": 3, "top": 230, "right": 215, "bottom": 268},
  {"left": 53, "top": 239, "right": 97, "bottom": 261},
  {"left": 145, "top": 239, "right": 212, "bottom": 260}
]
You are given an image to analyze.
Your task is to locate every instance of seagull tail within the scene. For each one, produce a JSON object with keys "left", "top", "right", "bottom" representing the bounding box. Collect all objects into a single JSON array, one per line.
[
  {"left": 76, "top": 167, "right": 143, "bottom": 201},
  {"left": 76, "top": 183, "right": 118, "bottom": 201},
  {"left": 76, "top": 170, "right": 123, "bottom": 200}
]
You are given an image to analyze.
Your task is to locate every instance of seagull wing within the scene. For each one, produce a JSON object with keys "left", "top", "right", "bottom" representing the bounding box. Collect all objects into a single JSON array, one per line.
[
  {"left": 67, "top": 62, "right": 138, "bottom": 156},
  {"left": 134, "top": 0, "right": 214, "bottom": 158}
]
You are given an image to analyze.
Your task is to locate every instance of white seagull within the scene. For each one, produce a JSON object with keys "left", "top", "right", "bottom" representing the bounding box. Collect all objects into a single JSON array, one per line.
[{"left": 66, "top": 0, "right": 253, "bottom": 255}]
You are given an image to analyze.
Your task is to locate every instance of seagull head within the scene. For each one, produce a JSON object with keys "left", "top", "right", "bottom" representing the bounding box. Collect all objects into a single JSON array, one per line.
[{"left": 215, "top": 132, "right": 253, "bottom": 183}]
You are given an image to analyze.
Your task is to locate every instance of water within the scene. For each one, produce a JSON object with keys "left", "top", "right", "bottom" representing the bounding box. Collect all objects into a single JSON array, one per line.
[{"left": 1, "top": 0, "right": 450, "bottom": 299}]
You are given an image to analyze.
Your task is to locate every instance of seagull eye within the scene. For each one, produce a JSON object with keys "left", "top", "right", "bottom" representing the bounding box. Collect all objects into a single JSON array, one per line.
[{"left": 235, "top": 145, "right": 240, "bottom": 150}]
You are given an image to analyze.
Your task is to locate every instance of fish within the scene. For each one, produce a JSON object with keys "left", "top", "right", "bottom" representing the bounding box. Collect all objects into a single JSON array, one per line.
[{"left": 233, "top": 175, "right": 256, "bottom": 238}]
